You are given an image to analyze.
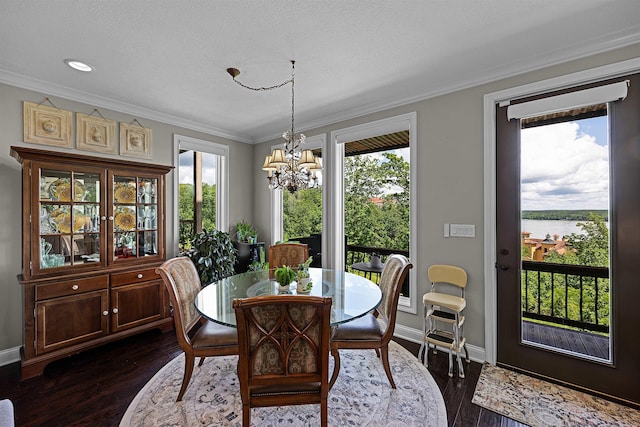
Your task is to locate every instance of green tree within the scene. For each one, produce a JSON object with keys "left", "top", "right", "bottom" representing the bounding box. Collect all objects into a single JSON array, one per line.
[
  {"left": 545, "top": 213, "right": 609, "bottom": 267},
  {"left": 525, "top": 213, "right": 610, "bottom": 327},
  {"left": 283, "top": 187, "right": 323, "bottom": 240},
  {"left": 178, "top": 182, "right": 217, "bottom": 250},
  {"left": 344, "top": 152, "right": 410, "bottom": 251}
]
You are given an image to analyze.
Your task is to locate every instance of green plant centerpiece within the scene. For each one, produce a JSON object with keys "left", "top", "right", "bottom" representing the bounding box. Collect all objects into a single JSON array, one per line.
[
  {"left": 183, "top": 229, "right": 238, "bottom": 286},
  {"left": 274, "top": 265, "right": 295, "bottom": 290},
  {"left": 296, "top": 256, "right": 314, "bottom": 292}
]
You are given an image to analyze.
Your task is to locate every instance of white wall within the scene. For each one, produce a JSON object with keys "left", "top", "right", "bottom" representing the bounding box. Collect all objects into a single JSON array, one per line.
[{"left": 0, "top": 83, "right": 254, "bottom": 363}]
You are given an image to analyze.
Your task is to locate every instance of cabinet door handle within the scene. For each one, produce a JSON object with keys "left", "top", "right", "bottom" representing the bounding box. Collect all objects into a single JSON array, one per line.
[
  {"left": 112, "top": 308, "right": 119, "bottom": 314},
  {"left": 102, "top": 310, "right": 109, "bottom": 316},
  {"left": 137, "top": 273, "right": 143, "bottom": 279},
  {"left": 101, "top": 216, "right": 107, "bottom": 221},
  {"left": 108, "top": 216, "right": 114, "bottom": 221},
  {"left": 72, "top": 284, "right": 79, "bottom": 290}
]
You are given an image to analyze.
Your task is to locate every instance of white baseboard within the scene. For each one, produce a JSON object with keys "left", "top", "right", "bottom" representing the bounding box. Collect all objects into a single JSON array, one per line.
[
  {"left": 0, "top": 346, "right": 21, "bottom": 367},
  {"left": 394, "top": 324, "right": 486, "bottom": 364}
]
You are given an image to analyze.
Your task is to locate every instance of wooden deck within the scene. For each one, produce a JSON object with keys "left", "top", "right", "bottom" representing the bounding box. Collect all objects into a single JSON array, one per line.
[{"left": 522, "top": 320, "right": 610, "bottom": 360}]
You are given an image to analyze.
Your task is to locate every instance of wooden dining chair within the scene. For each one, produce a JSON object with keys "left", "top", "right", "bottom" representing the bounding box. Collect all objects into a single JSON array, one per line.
[
  {"left": 233, "top": 295, "right": 333, "bottom": 427},
  {"left": 329, "top": 254, "right": 412, "bottom": 389},
  {"left": 156, "top": 257, "right": 238, "bottom": 401},
  {"left": 268, "top": 243, "right": 309, "bottom": 269}
]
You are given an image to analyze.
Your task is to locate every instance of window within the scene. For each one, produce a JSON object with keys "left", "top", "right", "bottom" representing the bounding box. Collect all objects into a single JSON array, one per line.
[
  {"left": 331, "top": 112, "right": 417, "bottom": 313},
  {"left": 271, "top": 135, "right": 325, "bottom": 265},
  {"left": 173, "top": 135, "right": 228, "bottom": 251}
]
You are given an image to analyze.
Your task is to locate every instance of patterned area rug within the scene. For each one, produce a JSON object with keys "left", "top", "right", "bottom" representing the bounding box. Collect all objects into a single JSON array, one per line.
[
  {"left": 472, "top": 363, "right": 640, "bottom": 427},
  {"left": 120, "top": 341, "right": 447, "bottom": 426}
]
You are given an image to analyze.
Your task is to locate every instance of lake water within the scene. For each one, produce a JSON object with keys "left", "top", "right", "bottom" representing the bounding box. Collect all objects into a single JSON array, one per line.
[{"left": 521, "top": 219, "right": 590, "bottom": 240}]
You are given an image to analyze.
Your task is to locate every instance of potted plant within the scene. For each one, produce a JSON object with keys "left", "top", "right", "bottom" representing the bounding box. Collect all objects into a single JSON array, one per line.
[
  {"left": 274, "top": 265, "right": 295, "bottom": 290},
  {"left": 235, "top": 220, "right": 258, "bottom": 243},
  {"left": 183, "top": 229, "right": 238, "bottom": 286},
  {"left": 296, "top": 257, "right": 313, "bottom": 292}
]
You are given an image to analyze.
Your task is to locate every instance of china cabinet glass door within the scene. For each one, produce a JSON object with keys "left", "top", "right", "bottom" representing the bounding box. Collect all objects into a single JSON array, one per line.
[
  {"left": 38, "top": 168, "right": 102, "bottom": 272},
  {"left": 112, "top": 174, "right": 159, "bottom": 262}
]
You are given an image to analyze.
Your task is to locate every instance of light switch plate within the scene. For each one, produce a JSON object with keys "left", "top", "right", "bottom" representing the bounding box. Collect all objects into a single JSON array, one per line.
[{"left": 450, "top": 224, "right": 475, "bottom": 238}]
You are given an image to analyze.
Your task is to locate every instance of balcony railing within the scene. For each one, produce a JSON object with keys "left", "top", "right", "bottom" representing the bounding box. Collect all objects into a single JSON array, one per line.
[
  {"left": 346, "top": 244, "right": 410, "bottom": 296},
  {"left": 522, "top": 260, "right": 609, "bottom": 334}
]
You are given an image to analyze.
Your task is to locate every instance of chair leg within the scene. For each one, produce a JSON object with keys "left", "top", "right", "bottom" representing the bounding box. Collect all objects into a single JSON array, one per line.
[
  {"left": 456, "top": 351, "right": 465, "bottom": 378},
  {"left": 198, "top": 356, "right": 206, "bottom": 367},
  {"left": 380, "top": 344, "right": 396, "bottom": 389},
  {"left": 321, "top": 397, "right": 328, "bottom": 427},
  {"left": 464, "top": 343, "right": 470, "bottom": 363},
  {"left": 177, "top": 353, "right": 195, "bottom": 401},
  {"left": 329, "top": 348, "right": 341, "bottom": 390},
  {"left": 424, "top": 343, "right": 429, "bottom": 368},
  {"left": 242, "top": 404, "right": 250, "bottom": 427},
  {"left": 447, "top": 348, "right": 454, "bottom": 377},
  {"left": 418, "top": 305, "right": 427, "bottom": 363}
]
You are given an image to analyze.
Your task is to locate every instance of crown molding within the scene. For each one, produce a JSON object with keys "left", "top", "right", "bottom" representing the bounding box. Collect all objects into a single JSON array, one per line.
[{"left": 0, "top": 69, "right": 253, "bottom": 144}]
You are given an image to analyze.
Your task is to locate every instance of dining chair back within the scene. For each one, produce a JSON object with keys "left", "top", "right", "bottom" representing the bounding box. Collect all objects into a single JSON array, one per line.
[
  {"left": 329, "top": 254, "right": 413, "bottom": 389},
  {"left": 233, "top": 295, "right": 332, "bottom": 427},
  {"left": 268, "top": 243, "right": 309, "bottom": 269},
  {"left": 156, "top": 257, "right": 238, "bottom": 401}
]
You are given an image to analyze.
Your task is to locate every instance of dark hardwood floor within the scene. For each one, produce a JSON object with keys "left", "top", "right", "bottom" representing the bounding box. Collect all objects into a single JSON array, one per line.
[{"left": 0, "top": 330, "right": 520, "bottom": 426}]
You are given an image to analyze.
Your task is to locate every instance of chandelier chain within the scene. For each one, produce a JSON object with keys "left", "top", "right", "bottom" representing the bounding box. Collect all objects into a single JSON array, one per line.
[
  {"left": 227, "top": 60, "right": 320, "bottom": 193},
  {"left": 232, "top": 77, "right": 293, "bottom": 92}
]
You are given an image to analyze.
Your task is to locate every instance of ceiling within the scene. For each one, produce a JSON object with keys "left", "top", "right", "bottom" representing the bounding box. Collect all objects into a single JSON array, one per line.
[{"left": 1, "top": 1, "right": 639, "bottom": 144}]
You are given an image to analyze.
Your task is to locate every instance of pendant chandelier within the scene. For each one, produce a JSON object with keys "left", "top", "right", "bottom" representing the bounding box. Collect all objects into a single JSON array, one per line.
[{"left": 227, "top": 60, "right": 322, "bottom": 193}]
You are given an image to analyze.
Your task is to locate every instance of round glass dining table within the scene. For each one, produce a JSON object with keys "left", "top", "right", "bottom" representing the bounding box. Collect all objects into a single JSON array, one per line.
[{"left": 195, "top": 267, "right": 382, "bottom": 327}]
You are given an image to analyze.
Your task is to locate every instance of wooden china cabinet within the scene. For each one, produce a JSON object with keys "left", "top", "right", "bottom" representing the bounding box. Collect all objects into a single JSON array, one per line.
[{"left": 11, "top": 146, "right": 174, "bottom": 379}]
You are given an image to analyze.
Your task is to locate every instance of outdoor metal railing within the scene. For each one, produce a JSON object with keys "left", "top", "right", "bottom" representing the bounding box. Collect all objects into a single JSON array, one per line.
[
  {"left": 522, "top": 260, "right": 609, "bottom": 334},
  {"left": 346, "top": 244, "right": 410, "bottom": 296}
]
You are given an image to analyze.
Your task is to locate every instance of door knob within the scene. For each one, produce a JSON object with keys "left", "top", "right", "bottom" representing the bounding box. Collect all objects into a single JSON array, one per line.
[
  {"left": 499, "top": 264, "right": 509, "bottom": 270},
  {"left": 500, "top": 249, "right": 510, "bottom": 255}
]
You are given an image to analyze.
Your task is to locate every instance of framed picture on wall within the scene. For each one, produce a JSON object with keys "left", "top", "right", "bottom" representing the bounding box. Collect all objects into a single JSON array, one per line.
[
  {"left": 120, "top": 122, "right": 152, "bottom": 159},
  {"left": 23, "top": 101, "right": 73, "bottom": 148},
  {"left": 76, "top": 112, "right": 117, "bottom": 154}
]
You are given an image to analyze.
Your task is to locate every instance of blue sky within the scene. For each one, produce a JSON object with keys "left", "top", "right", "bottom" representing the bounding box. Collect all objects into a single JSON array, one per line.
[{"left": 521, "top": 115, "right": 609, "bottom": 211}]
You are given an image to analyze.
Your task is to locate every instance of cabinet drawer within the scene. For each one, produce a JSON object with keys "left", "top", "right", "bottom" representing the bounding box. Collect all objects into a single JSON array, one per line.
[
  {"left": 36, "top": 275, "right": 109, "bottom": 301},
  {"left": 111, "top": 268, "right": 161, "bottom": 287}
]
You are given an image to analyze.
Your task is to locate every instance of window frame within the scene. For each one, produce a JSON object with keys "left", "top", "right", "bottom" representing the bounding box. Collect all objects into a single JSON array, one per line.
[
  {"left": 329, "top": 112, "right": 417, "bottom": 313},
  {"left": 173, "top": 134, "right": 229, "bottom": 252}
]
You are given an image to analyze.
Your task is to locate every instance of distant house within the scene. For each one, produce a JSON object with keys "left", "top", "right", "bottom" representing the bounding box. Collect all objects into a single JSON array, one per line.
[
  {"left": 521, "top": 232, "right": 569, "bottom": 261},
  {"left": 370, "top": 197, "right": 384, "bottom": 207}
]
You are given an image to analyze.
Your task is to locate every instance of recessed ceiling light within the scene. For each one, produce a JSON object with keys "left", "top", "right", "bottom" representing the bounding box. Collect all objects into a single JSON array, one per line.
[{"left": 64, "top": 59, "right": 93, "bottom": 72}]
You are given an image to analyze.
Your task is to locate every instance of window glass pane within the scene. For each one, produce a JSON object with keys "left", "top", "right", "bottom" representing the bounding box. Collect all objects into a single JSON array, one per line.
[
  {"left": 178, "top": 149, "right": 219, "bottom": 250},
  {"left": 201, "top": 152, "right": 217, "bottom": 232},
  {"left": 344, "top": 141, "right": 410, "bottom": 295},
  {"left": 520, "top": 109, "right": 611, "bottom": 362},
  {"left": 179, "top": 150, "right": 195, "bottom": 250},
  {"left": 283, "top": 151, "right": 323, "bottom": 266}
]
